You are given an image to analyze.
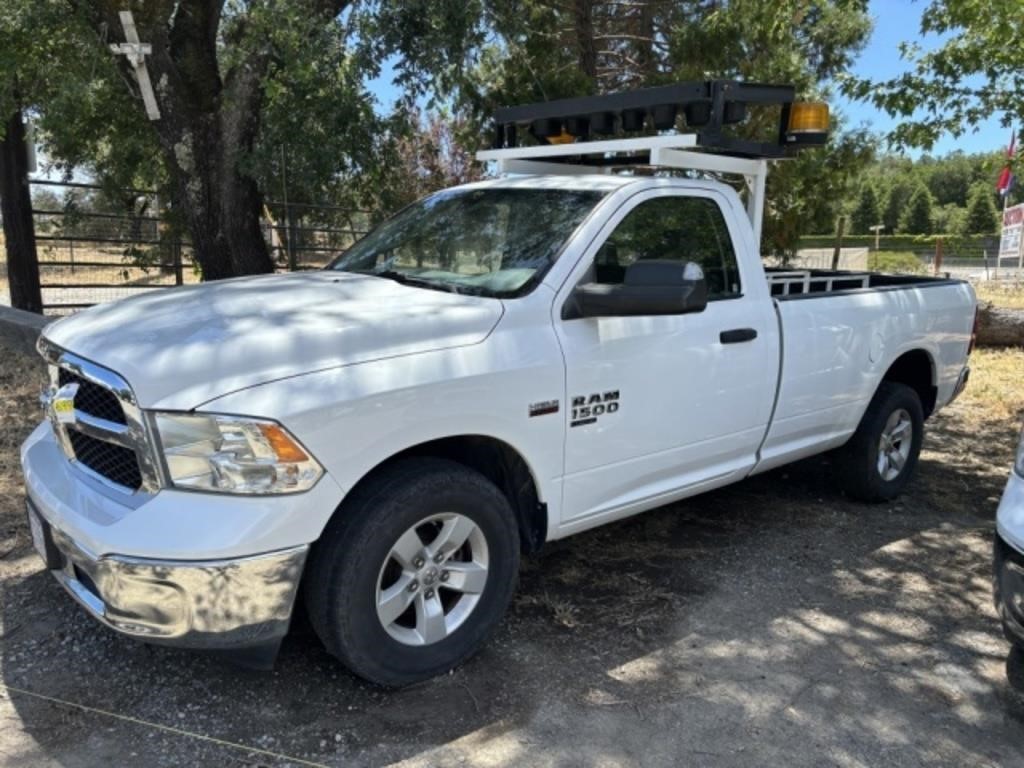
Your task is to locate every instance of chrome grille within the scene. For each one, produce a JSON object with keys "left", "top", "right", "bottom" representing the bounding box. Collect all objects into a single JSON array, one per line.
[
  {"left": 38, "top": 340, "right": 161, "bottom": 495},
  {"left": 57, "top": 368, "right": 127, "bottom": 425},
  {"left": 67, "top": 430, "right": 143, "bottom": 490}
]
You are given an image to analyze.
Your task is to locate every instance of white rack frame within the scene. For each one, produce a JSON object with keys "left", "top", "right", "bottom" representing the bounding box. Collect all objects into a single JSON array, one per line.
[
  {"left": 477, "top": 135, "right": 770, "bottom": 246},
  {"left": 766, "top": 270, "right": 871, "bottom": 296}
]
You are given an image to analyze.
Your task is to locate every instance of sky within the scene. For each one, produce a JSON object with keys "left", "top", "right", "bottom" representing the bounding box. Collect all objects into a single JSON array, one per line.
[{"left": 836, "top": 0, "right": 1011, "bottom": 156}]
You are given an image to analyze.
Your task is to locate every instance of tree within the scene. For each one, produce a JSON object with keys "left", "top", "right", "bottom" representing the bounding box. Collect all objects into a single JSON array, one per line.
[
  {"left": 373, "top": 110, "right": 484, "bottom": 214},
  {"left": 883, "top": 180, "right": 914, "bottom": 234},
  {"left": 462, "top": 0, "right": 875, "bottom": 258},
  {"left": 69, "top": 1, "right": 485, "bottom": 281},
  {"left": 0, "top": 108, "right": 41, "bottom": 312},
  {"left": 67, "top": 2, "right": 348, "bottom": 280},
  {"left": 841, "top": 1, "right": 1023, "bottom": 151},
  {"left": 900, "top": 184, "right": 933, "bottom": 234},
  {"left": 0, "top": 1, "right": 80, "bottom": 312},
  {"left": 918, "top": 151, "right": 985, "bottom": 207},
  {"left": 933, "top": 202, "right": 966, "bottom": 236},
  {"left": 850, "top": 184, "right": 880, "bottom": 234},
  {"left": 963, "top": 183, "right": 998, "bottom": 235}
]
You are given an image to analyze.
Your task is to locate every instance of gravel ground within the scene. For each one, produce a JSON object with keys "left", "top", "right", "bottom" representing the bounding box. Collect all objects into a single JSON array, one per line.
[{"left": 1, "top": 348, "right": 1023, "bottom": 767}]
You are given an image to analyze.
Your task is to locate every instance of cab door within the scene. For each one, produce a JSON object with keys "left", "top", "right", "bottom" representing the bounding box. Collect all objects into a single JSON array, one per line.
[{"left": 555, "top": 187, "right": 779, "bottom": 529}]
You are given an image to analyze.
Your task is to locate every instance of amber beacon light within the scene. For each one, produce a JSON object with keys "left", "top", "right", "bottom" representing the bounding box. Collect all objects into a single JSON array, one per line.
[{"left": 785, "top": 102, "right": 829, "bottom": 146}]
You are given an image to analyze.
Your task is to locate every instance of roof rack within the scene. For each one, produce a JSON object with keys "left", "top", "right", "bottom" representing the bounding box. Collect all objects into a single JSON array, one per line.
[
  {"left": 476, "top": 134, "right": 771, "bottom": 245},
  {"left": 488, "top": 80, "right": 826, "bottom": 158},
  {"left": 475, "top": 81, "right": 830, "bottom": 247}
]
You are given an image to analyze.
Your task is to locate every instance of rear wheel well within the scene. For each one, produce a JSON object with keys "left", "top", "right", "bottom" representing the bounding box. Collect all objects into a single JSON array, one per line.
[
  {"left": 882, "top": 350, "right": 937, "bottom": 417},
  {"left": 345, "top": 436, "right": 547, "bottom": 555}
]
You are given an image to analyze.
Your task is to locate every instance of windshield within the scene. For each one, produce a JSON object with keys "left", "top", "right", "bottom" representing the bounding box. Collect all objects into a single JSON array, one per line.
[{"left": 330, "top": 187, "right": 606, "bottom": 297}]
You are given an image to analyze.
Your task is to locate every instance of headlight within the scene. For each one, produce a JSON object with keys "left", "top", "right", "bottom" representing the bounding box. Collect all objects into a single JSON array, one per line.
[
  {"left": 1016, "top": 423, "right": 1024, "bottom": 478},
  {"left": 154, "top": 413, "right": 322, "bottom": 494}
]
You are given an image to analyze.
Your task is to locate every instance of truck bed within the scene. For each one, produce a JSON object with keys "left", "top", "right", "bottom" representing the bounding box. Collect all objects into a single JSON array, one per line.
[{"left": 765, "top": 267, "right": 960, "bottom": 299}]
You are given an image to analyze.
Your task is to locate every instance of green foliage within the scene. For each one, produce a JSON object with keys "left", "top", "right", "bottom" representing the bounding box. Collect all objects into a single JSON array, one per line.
[
  {"left": 840, "top": 0, "right": 1023, "bottom": 152},
  {"left": 963, "top": 183, "right": 999, "bottom": 235},
  {"left": 882, "top": 180, "right": 914, "bottom": 234},
  {"left": 459, "top": 0, "right": 875, "bottom": 259},
  {"left": 850, "top": 184, "right": 880, "bottom": 234},
  {"left": 0, "top": 2, "right": 159, "bottom": 185},
  {"left": 917, "top": 151, "right": 998, "bottom": 207},
  {"left": 846, "top": 149, "right": 1009, "bottom": 242},
  {"left": 900, "top": 185, "right": 934, "bottom": 234},
  {"left": 933, "top": 203, "right": 967, "bottom": 236},
  {"left": 867, "top": 251, "right": 925, "bottom": 274},
  {"left": 369, "top": 110, "right": 484, "bottom": 215},
  {"left": 0, "top": 1, "right": 71, "bottom": 119}
]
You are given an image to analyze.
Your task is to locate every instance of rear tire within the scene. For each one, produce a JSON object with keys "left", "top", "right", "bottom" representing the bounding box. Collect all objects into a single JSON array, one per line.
[
  {"left": 836, "top": 381, "right": 924, "bottom": 503},
  {"left": 304, "top": 458, "right": 520, "bottom": 686}
]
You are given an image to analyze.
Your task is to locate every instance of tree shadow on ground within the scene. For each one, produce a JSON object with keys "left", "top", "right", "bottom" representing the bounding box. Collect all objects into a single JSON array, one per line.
[{"left": 2, "top": 407, "right": 1023, "bottom": 767}]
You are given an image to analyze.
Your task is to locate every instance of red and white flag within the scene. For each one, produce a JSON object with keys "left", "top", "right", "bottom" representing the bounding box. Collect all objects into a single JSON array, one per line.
[{"left": 997, "top": 130, "right": 1016, "bottom": 197}]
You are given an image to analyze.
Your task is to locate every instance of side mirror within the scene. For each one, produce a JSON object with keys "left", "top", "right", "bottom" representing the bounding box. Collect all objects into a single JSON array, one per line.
[{"left": 567, "top": 260, "right": 708, "bottom": 319}]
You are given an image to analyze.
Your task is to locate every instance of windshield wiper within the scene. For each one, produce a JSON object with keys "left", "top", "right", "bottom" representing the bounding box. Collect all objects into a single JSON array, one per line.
[{"left": 363, "top": 269, "right": 464, "bottom": 294}]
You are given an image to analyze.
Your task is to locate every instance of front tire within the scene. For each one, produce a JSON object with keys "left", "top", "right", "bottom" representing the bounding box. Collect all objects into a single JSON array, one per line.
[
  {"left": 304, "top": 458, "right": 520, "bottom": 686},
  {"left": 836, "top": 381, "right": 924, "bottom": 503}
]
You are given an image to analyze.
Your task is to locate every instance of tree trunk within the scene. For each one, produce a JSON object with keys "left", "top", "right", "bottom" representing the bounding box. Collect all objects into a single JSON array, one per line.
[
  {"left": 635, "top": 1, "right": 656, "bottom": 83},
  {"left": 220, "top": 48, "right": 275, "bottom": 275},
  {"left": 573, "top": 0, "right": 598, "bottom": 88},
  {"left": 160, "top": 123, "right": 236, "bottom": 282},
  {"left": 77, "top": 1, "right": 275, "bottom": 281},
  {"left": 74, "top": 0, "right": 349, "bottom": 281},
  {"left": 977, "top": 301, "right": 1024, "bottom": 348},
  {"left": 0, "top": 108, "right": 42, "bottom": 313}
]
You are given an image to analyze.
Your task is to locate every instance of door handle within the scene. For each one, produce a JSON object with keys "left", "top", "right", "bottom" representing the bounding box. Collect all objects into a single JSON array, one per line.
[{"left": 720, "top": 328, "right": 758, "bottom": 344}]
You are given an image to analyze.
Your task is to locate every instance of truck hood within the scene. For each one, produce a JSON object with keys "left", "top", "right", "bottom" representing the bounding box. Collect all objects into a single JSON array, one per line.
[{"left": 43, "top": 271, "right": 504, "bottom": 410}]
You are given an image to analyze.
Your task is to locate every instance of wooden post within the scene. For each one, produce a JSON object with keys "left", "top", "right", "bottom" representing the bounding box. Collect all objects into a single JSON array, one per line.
[
  {"left": 831, "top": 216, "right": 846, "bottom": 270},
  {"left": 934, "top": 237, "right": 943, "bottom": 276},
  {"left": 173, "top": 240, "right": 183, "bottom": 286}
]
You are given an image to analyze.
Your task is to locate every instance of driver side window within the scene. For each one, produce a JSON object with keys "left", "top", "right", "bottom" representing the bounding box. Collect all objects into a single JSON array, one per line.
[{"left": 594, "top": 196, "right": 741, "bottom": 299}]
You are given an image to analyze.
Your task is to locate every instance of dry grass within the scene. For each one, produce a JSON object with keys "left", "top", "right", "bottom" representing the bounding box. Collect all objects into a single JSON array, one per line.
[
  {"left": 974, "top": 281, "right": 1024, "bottom": 309},
  {"left": 0, "top": 353, "right": 47, "bottom": 557},
  {"left": 959, "top": 347, "right": 1024, "bottom": 423},
  {"left": 1, "top": 243, "right": 201, "bottom": 288}
]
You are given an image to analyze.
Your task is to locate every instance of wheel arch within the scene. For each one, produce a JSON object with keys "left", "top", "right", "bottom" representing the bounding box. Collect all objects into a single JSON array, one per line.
[
  {"left": 335, "top": 435, "right": 548, "bottom": 555},
  {"left": 881, "top": 348, "right": 937, "bottom": 417}
]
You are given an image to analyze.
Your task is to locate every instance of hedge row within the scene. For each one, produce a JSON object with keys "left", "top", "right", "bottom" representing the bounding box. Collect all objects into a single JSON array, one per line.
[{"left": 797, "top": 234, "right": 999, "bottom": 258}]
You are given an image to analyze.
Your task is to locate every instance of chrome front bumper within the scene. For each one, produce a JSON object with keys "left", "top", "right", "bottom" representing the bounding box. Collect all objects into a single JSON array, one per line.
[{"left": 28, "top": 498, "right": 307, "bottom": 657}]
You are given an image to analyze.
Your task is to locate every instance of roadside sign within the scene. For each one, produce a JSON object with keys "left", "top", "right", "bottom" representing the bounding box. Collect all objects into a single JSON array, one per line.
[{"left": 999, "top": 203, "right": 1024, "bottom": 261}]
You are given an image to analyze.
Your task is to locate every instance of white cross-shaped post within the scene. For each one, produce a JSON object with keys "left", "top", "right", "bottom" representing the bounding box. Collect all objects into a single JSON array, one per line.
[{"left": 109, "top": 10, "right": 161, "bottom": 120}]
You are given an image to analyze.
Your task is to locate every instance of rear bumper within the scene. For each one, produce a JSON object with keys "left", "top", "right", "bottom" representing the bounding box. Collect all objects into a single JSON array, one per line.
[
  {"left": 947, "top": 366, "right": 970, "bottom": 406},
  {"left": 29, "top": 497, "right": 307, "bottom": 652}
]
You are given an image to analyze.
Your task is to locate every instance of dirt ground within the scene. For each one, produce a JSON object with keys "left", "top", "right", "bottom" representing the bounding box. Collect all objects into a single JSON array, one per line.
[{"left": 1, "top": 344, "right": 1023, "bottom": 767}]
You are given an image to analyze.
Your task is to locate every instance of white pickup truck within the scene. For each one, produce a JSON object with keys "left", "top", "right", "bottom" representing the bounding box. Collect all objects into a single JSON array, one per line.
[{"left": 21, "top": 84, "right": 976, "bottom": 685}]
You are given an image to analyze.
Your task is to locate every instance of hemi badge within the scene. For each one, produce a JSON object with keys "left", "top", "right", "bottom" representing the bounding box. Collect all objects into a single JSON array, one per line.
[{"left": 528, "top": 400, "right": 560, "bottom": 418}]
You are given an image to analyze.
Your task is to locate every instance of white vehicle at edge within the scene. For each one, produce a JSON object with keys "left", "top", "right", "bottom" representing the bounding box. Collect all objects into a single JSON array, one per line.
[
  {"left": 21, "top": 84, "right": 977, "bottom": 686},
  {"left": 994, "top": 425, "right": 1024, "bottom": 648}
]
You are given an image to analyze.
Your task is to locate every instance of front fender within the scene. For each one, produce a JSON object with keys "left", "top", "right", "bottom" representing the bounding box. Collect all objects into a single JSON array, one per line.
[{"left": 199, "top": 325, "right": 567, "bottom": 541}]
